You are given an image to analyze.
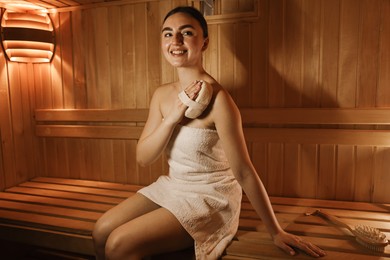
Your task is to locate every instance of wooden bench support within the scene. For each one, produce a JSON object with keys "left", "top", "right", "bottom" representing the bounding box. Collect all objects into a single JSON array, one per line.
[{"left": 0, "top": 177, "right": 389, "bottom": 259}]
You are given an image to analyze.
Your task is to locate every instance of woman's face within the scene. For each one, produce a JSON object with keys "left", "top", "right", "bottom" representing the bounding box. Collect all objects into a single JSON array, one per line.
[{"left": 161, "top": 12, "right": 208, "bottom": 68}]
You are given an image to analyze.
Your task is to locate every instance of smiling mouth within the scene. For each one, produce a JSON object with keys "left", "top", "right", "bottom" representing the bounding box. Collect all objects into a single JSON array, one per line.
[{"left": 170, "top": 50, "right": 187, "bottom": 55}]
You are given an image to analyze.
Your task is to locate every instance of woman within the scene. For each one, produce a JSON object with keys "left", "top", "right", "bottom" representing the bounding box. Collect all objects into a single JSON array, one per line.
[{"left": 92, "top": 6, "right": 326, "bottom": 260}]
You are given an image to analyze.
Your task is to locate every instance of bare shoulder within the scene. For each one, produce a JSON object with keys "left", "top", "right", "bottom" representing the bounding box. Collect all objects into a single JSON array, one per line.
[
  {"left": 212, "top": 84, "right": 240, "bottom": 121},
  {"left": 152, "top": 82, "right": 177, "bottom": 101}
]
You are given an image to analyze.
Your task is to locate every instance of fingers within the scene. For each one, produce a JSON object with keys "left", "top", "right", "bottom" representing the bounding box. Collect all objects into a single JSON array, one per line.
[
  {"left": 184, "top": 80, "right": 202, "bottom": 100},
  {"left": 291, "top": 237, "right": 326, "bottom": 258},
  {"left": 278, "top": 243, "right": 296, "bottom": 256},
  {"left": 274, "top": 232, "right": 326, "bottom": 258}
]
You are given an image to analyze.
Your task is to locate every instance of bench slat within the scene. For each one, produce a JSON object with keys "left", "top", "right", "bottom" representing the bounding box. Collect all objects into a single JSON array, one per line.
[
  {"left": 35, "top": 125, "right": 144, "bottom": 139},
  {"left": 18, "top": 182, "right": 133, "bottom": 198},
  {"left": 35, "top": 108, "right": 149, "bottom": 122},
  {"left": 1, "top": 178, "right": 388, "bottom": 259},
  {"left": 244, "top": 128, "right": 390, "bottom": 146},
  {"left": 240, "top": 108, "right": 390, "bottom": 125},
  {"left": 269, "top": 196, "right": 390, "bottom": 213},
  {"left": 0, "top": 209, "right": 94, "bottom": 235},
  {"left": 0, "top": 223, "right": 93, "bottom": 256},
  {"left": 241, "top": 202, "right": 390, "bottom": 222},
  {"left": 0, "top": 200, "right": 101, "bottom": 221},
  {"left": 35, "top": 108, "right": 390, "bottom": 125},
  {"left": 6, "top": 186, "right": 124, "bottom": 204},
  {"left": 225, "top": 239, "right": 390, "bottom": 259},
  {"left": 0, "top": 192, "right": 112, "bottom": 212},
  {"left": 32, "top": 177, "right": 143, "bottom": 192},
  {"left": 230, "top": 232, "right": 390, "bottom": 258},
  {"left": 294, "top": 214, "right": 390, "bottom": 232}
]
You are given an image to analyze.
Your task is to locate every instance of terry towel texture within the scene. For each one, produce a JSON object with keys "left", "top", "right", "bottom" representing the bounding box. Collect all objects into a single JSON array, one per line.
[{"left": 138, "top": 125, "right": 242, "bottom": 260}]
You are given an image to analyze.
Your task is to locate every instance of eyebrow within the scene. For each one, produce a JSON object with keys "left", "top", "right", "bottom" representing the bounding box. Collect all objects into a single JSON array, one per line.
[{"left": 161, "top": 24, "right": 195, "bottom": 33}]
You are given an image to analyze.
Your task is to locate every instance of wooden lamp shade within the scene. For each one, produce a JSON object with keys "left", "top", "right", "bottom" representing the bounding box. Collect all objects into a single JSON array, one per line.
[{"left": 1, "top": 10, "right": 55, "bottom": 63}]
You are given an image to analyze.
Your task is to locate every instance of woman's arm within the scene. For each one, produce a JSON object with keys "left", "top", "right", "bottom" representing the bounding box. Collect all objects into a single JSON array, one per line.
[
  {"left": 213, "top": 89, "right": 325, "bottom": 258},
  {"left": 136, "top": 82, "right": 201, "bottom": 166},
  {"left": 136, "top": 87, "right": 184, "bottom": 166}
]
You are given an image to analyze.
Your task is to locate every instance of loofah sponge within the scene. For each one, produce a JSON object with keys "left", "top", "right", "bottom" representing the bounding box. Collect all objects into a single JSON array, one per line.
[{"left": 178, "top": 80, "right": 213, "bottom": 119}]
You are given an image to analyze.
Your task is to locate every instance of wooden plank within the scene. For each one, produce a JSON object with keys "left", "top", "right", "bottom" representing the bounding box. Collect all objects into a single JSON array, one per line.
[
  {"left": 134, "top": 3, "right": 148, "bottom": 109},
  {"left": 292, "top": 215, "right": 390, "bottom": 233},
  {"left": 50, "top": 12, "right": 64, "bottom": 109},
  {"left": 377, "top": 0, "right": 390, "bottom": 106},
  {"left": 357, "top": 0, "right": 381, "bottom": 107},
  {"left": 245, "top": 128, "right": 390, "bottom": 146},
  {"left": 0, "top": 200, "right": 101, "bottom": 221},
  {"left": 338, "top": 0, "right": 359, "bottom": 108},
  {"left": 18, "top": 182, "right": 133, "bottom": 198},
  {"left": 268, "top": 0, "right": 284, "bottom": 107},
  {"left": 266, "top": 143, "right": 283, "bottom": 196},
  {"left": 72, "top": 9, "right": 88, "bottom": 109},
  {"left": 0, "top": 44, "right": 15, "bottom": 190},
  {"left": 373, "top": 147, "right": 390, "bottom": 203},
  {"left": 32, "top": 176, "right": 143, "bottom": 191},
  {"left": 0, "top": 223, "right": 93, "bottom": 255},
  {"left": 121, "top": 4, "right": 136, "bottom": 108},
  {"left": 1, "top": 178, "right": 389, "bottom": 259},
  {"left": 336, "top": 145, "right": 355, "bottom": 201},
  {"left": 146, "top": 1, "right": 161, "bottom": 108},
  {"left": 283, "top": 0, "right": 303, "bottom": 107},
  {"left": 233, "top": 22, "right": 251, "bottom": 107},
  {"left": 241, "top": 202, "right": 390, "bottom": 223},
  {"left": 93, "top": 7, "right": 111, "bottom": 109},
  {"left": 8, "top": 63, "right": 30, "bottom": 187},
  {"left": 354, "top": 146, "right": 375, "bottom": 202},
  {"left": 35, "top": 125, "right": 144, "bottom": 139},
  {"left": 35, "top": 108, "right": 149, "bottom": 122},
  {"left": 268, "top": 196, "right": 390, "bottom": 213},
  {"left": 241, "top": 108, "right": 390, "bottom": 125},
  {"left": 302, "top": 0, "right": 321, "bottom": 107},
  {"left": 0, "top": 192, "right": 112, "bottom": 212},
  {"left": 299, "top": 144, "right": 318, "bottom": 198},
  {"left": 225, "top": 239, "right": 390, "bottom": 259},
  {"left": 230, "top": 231, "right": 390, "bottom": 258},
  {"left": 60, "top": 11, "right": 76, "bottom": 108},
  {"left": 5, "top": 186, "right": 124, "bottom": 204},
  {"left": 108, "top": 5, "right": 124, "bottom": 109},
  {"left": 0, "top": 209, "right": 94, "bottom": 235},
  {"left": 320, "top": 0, "right": 340, "bottom": 107}
]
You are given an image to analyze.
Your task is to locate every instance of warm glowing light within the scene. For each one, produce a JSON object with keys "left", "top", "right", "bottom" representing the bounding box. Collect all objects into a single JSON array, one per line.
[
  {"left": 1, "top": 10, "right": 55, "bottom": 63},
  {"left": 0, "top": 1, "right": 46, "bottom": 12}
]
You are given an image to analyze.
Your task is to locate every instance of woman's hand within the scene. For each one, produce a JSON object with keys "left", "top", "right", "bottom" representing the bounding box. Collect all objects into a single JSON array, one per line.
[
  {"left": 164, "top": 80, "right": 202, "bottom": 125},
  {"left": 273, "top": 230, "right": 326, "bottom": 258}
]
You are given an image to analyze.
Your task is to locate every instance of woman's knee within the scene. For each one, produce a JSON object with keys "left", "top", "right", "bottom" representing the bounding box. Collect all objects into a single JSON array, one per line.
[
  {"left": 92, "top": 216, "right": 112, "bottom": 247},
  {"left": 105, "top": 229, "right": 140, "bottom": 260}
]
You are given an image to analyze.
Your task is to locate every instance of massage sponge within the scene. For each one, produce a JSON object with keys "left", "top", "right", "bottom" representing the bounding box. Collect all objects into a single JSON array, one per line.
[{"left": 178, "top": 80, "right": 213, "bottom": 119}]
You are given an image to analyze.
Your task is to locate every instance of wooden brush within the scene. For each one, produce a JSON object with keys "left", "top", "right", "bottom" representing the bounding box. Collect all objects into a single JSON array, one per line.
[{"left": 308, "top": 209, "right": 389, "bottom": 252}]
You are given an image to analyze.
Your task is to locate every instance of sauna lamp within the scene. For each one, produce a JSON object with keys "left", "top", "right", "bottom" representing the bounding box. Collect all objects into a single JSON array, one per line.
[{"left": 0, "top": 10, "right": 55, "bottom": 63}]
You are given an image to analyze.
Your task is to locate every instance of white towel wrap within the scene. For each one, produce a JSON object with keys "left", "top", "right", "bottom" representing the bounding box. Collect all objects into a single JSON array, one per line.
[{"left": 178, "top": 80, "right": 213, "bottom": 119}]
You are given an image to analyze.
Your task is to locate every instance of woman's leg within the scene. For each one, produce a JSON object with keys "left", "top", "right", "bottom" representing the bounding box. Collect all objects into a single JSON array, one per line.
[
  {"left": 92, "top": 193, "right": 161, "bottom": 260},
  {"left": 105, "top": 207, "right": 194, "bottom": 260}
]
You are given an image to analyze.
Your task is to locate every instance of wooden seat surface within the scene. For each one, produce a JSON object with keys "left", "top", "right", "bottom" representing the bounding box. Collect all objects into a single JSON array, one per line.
[{"left": 0, "top": 177, "right": 389, "bottom": 259}]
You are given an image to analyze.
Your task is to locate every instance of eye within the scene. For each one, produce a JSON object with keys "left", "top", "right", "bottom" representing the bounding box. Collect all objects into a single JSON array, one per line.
[
  {"left": 163, "top": 32, "right": 173, "bottom": 38},
  {"left": 182, "top": 30, "right": 194, "bottom": 36}
]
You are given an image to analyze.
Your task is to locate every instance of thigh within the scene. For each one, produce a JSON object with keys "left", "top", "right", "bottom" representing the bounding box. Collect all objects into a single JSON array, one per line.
[
  {"left": 108, "top": 207, "right": 194, "bottom": 258},
  {"left": 95, "top": 193, "right": 160, "bottom": 237}
]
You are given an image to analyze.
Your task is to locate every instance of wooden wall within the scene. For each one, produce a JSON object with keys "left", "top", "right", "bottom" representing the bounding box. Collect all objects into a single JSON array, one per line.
[{"left": 0, "top": 0, "right": 389, "bottom": 203}]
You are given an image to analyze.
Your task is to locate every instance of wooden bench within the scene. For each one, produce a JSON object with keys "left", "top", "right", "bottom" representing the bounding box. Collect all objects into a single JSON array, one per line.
[
  {"left": 0, "top": 177, "right": 389, "bottom": 259},
  {"left": 1, "top": 108, "right": 389, "bottom": 258}
]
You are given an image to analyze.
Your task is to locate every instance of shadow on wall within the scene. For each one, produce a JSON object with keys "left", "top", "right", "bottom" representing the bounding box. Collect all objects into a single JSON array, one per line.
[{"left": 210, "top": 0, "right": 390, "bottom": 203}]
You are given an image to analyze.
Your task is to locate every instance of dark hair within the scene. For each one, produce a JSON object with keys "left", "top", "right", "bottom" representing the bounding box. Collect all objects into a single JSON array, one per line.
[{"left": 163, "top": 6, "right": 208, "bottom": 38}]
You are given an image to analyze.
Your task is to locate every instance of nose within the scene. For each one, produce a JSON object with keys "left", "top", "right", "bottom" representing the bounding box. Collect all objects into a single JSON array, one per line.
[{"left": 172, "top": 33, "right": 183, "bottom": 45}]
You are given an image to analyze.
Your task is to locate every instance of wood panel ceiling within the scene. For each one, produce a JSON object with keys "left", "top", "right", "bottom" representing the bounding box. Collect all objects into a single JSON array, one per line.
[{"left": 0, "top": 0, "right": 140, "bottom": 12}]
